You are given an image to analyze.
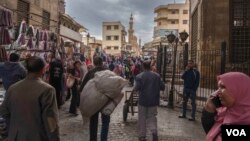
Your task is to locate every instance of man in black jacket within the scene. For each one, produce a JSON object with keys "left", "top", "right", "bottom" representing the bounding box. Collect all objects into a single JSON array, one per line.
[
  {"left": 79, "top": 56, "right": 109, "bottom": 141},
  {"left": 179, "top": 60, "right": 200, "bottom": 121}
]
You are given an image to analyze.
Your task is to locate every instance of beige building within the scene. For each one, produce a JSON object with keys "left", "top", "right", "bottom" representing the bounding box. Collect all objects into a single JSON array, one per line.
[
  {"left": 153, "top": 0, "right": 190, "bottom": 47},
  {"left": 0, "top": 0, "right": 60, "bottom": 32},
  {"left": 102, "top": 21, "right": 127, "bottom": 56}
]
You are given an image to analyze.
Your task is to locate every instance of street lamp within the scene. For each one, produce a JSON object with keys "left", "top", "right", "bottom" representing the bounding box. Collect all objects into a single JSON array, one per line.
[
  {"left": 86, "top": 33, "right": 91, "bottom": 62},
  {"left": 167, "top": 30, "right": 189, "bottom": 108}
]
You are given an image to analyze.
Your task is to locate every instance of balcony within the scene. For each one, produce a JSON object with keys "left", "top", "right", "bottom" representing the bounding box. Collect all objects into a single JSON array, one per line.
[
  {"left": 154, "top": 15, "right": 168, "bottom": 21},
  {"left": 60, "top": 25, "right": 82, "bottom": 42},
  {"left": 167, "top": 14, "right": 179, "bottom": 20},
  {"left": 154, "top": 5, "right": 168, "bottom": 13}
]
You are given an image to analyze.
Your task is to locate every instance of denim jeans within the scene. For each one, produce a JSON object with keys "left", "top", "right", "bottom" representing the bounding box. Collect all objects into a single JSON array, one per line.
[
  {"left": 89, "top": 112, "right": 110, "bottom": 141},
  {"left": 182, "top": 88, "right": 196, "bottom": 119}
]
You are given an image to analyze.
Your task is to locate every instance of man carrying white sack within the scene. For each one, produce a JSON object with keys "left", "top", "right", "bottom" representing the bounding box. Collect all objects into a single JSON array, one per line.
[
  {"left": 79, "top": 56, "right": 109, "bottom": 141},
  {"left": 134, "top": 60, "right": 165, "bottom": 141}
]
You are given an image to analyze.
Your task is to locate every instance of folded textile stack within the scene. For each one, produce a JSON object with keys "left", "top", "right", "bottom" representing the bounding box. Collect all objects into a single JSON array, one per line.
[{"left": 80, "top": 70, "right": 127, "bottom": 117}]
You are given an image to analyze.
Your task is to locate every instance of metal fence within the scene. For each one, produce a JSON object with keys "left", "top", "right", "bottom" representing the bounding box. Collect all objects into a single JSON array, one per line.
[{"left": 157, "top": 42, "right": 250, "bottom": 110}]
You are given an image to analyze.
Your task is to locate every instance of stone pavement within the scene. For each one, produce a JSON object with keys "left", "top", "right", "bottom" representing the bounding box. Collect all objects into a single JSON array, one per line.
[{"left": 59, "top": 86, "right": 206, "bottom": 141}]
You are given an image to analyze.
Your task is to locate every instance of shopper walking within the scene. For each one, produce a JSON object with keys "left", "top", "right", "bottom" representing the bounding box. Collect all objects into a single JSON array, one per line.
[
  {"left": 0, "top": 56, "right": 60, "bottom": 141},
  {"left": 134, "top": 60, "right": 165, "bottom": 141}
]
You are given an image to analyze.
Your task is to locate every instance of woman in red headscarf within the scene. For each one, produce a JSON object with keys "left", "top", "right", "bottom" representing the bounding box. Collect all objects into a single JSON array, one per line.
[{"left": 201, "top": 72, "right": 250, "bottom": 141}]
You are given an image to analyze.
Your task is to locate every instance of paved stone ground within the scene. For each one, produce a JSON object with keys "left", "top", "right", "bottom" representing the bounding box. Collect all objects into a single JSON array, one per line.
[{"left": 59, "top": 86, "right": 206, "bottom": 141}]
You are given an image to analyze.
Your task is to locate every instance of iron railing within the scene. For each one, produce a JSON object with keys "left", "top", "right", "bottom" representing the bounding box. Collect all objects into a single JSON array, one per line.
[{"left": 157, "top": 42, "right": 250, "bottom": 110}]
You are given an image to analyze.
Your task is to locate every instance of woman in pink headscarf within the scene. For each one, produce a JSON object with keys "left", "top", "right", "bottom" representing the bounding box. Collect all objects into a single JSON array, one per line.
[{"left": 201, "top": 72, "right": 250, "bottom": 141}]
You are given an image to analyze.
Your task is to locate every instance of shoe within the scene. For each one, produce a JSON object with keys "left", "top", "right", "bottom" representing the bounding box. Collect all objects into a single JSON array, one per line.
[
  {"left": 188, "top": 118, "right": 195, "bottom": 121},
  {"left": 178, "top": 115, "right": 186, "bottom": 118},
  {"left": 138, "top": 137, "right": 146, "bottom": 141}
]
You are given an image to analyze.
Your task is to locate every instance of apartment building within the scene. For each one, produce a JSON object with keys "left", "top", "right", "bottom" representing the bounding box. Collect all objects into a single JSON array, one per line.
[
  {"left": 102, "top": 21, "right": 127, "bottom": 56},
  {"left": 153, "top": 0, "right": 189, "bottom": 47}
]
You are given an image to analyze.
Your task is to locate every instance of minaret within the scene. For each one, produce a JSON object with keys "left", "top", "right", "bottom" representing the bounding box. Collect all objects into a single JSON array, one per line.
[
  {"left": 139, "top": 38, "right": 141, "bottom": 48},
  {"left": 128, "top": 13, "right": 134, "bottom": 44}
]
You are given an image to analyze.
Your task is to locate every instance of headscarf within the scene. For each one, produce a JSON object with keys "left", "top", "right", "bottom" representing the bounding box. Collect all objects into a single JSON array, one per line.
[{"left": 206, "top": 72, "right": 250, "bottom": 141}]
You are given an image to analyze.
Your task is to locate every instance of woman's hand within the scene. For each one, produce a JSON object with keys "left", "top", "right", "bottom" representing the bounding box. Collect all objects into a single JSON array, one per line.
[
  {"left": 205, "top": 91, "right": 218, "bottom": 113},
  {"left": 205, "top": 97, "right": 217, "bottom": 113}
]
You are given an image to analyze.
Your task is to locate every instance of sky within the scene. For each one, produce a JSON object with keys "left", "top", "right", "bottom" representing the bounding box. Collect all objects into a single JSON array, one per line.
[{"left": 65, "top": 0, "right": 186, "bottom": 45}]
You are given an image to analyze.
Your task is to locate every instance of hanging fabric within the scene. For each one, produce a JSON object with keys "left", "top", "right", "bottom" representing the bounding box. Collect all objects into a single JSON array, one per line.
[
  {"left": 16, "top": 20, "right": 27, "bottom": 46},
  {"left": 0, "top": 6, "right": 13, "bottom": 27},
  {"left": 0, "top": 46, "right": 7, "bottom": 62}
]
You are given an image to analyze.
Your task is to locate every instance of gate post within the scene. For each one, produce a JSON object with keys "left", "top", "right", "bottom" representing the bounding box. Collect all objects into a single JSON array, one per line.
[
  {"left": 183, "top": 43, "right": 189, "bottom": 70},
  {"left": 221, "top": 41, "right": 226, "bottom": 74},
  {"left": 163, "top": 45, "right": 167, "bottom": 82}
]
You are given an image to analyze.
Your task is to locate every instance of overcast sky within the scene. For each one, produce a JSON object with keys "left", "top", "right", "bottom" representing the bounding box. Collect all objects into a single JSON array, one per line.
[{"left": 65, "top": 0, "right": 186, "bottom": 45}]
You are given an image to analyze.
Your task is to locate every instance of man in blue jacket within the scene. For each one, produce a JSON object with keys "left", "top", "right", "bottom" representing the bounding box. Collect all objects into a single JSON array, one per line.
[
  {"left": 179, "top": 60, "right": 200, "bottom": 121},
  {"left": 0, "top": 53, "right": 27, "bottom": 91},
  {"left": 134, "top": 60, "right": 165, "bottom": 141}
]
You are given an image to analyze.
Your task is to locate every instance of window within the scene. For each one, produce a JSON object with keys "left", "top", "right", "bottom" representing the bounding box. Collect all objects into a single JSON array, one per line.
[
  {"left": 42, "top": 10, "right": 50, "bottom": 30},
  {"left": 106, "top": 46, "right": 111, "bottom": 50},
  {"left": 183, "top": 10, "right": 188, "bottom": 14},
  {"left": 107, "top": 25, "right": 111, "bottom": 30},
  {"left": 171, "top": 9, "right": 179, "bottom": 14},
  {"left": 114, "top": 46, "right": 119, "bottom": 50},
  {"left": 17, "top": 0, "right": 30, "bottom": 24},
  {"left": 106, "top": 36, "right": 111, "bottom": 40},
  {"left": 114, "top": 25, "right": 119, "bottom": 30},
  {"left": 183, "top": 20, "right": 188, "bottom": 24},
  {"left": 158, "top": 22, "right": 161, "bottom": 26},
  {"left": 114, "top": 36, "right": 119, "bottom": 40},
  {"left": 171, "top": 21, "right": 175, "bottom": 24}
]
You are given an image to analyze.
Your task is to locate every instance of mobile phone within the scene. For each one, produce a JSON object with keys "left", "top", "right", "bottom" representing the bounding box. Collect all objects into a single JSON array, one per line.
[{"left": 211, "top": 96, "right": 222, "bottom": 108}]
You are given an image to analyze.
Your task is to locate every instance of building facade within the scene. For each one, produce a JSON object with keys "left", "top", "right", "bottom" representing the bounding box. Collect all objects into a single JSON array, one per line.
[
  {"left": 59, "top": 13, "right": 87, "bottom": 56},
  {"left": 190, "top": 0, "right": 250, "bottom": 64},
  {"left": 153, "top": 0, "right": 190, "bottom": 47},
  {"left": 102, "top": 21, "right": 127, "bottom": 56},
  {"left": 0, "top": 0, "right": 59, "bottom": 32},
  {"left": 189, "top": 0, "right": 250, "bottom": 89}
]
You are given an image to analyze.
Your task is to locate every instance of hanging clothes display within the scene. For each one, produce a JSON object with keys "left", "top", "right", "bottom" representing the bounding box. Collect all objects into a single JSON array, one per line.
[
  {"left": 0, "top": 6, "right": 12, "bottom": 27},
  {"left": 0, "top": 6, "right": 13, "bottom": 62},
  {"left": 0, "top": 6, "right": 13, "bottom": 45}
]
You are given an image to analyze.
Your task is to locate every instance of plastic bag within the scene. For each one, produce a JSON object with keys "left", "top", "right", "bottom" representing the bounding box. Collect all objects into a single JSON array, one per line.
[{"left": 66, "top": 76, "right": 75, "bottom": 88}]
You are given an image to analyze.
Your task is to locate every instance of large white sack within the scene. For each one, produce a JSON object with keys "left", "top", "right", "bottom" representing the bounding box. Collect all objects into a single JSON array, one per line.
[
  {"left": 80, "top": 79, "right": 109, "bottom": 117},
  {"left": 101, "top": 92, "right": 124, "bottom": 116},
  {"left": 94, "top": 70, "right": 128, "bottom": 99}
]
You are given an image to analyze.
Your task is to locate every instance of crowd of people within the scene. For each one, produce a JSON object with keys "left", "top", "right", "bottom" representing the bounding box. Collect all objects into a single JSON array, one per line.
[
  {"left": 0, "top": 48, "right": 249, "bottom": 141},
  {"left": 0, "top": 49, "right": 160, "bottom": 141}
]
